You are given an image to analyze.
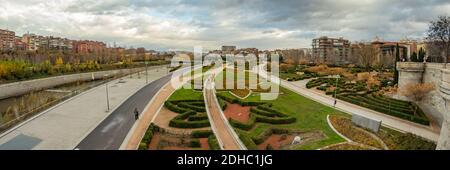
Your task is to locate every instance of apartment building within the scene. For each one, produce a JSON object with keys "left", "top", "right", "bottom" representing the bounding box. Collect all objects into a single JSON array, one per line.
[
  {"left": 0, "top": 29, "right": 15, "bottom": 50},
  {"left": 22, "top": 33, "right": 40, "bottom": 51},
  {"left": 221, "top": 45, "right": 236, "bottom": 53},
  {"left": 312, "top": 36, "right": 350, "bottom": 65},
  {"left": 73, "top": 40, "right": 106, "bottom": 54}
]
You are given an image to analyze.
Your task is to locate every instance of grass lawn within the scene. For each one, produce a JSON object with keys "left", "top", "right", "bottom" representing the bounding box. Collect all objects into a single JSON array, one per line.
[
  {"left": 168, "top": 87, "right": 204, "bottom": 101},
  {"left": 219, "top": 85, "right": 347, "bottom": 150}
]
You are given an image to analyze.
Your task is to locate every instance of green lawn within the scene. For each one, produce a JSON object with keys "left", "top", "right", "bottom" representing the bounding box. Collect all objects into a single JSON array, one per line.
[
  {"left": 168, "top": 87, "right": 204, "bottom": 101},
  {"left": 219, "top": 86, "right": 347, "bottom": 150}
]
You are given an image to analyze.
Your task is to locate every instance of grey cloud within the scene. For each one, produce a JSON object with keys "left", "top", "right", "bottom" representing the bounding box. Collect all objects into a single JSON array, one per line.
[{"left": 1, "top": 0, "right": 450, "bottom": 51}]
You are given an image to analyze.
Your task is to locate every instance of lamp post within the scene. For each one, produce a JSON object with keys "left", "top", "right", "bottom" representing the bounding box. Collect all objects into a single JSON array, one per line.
[
  {"left": 333, "top": 75, "right": 340, "bottom": 107},
  {"left": 105, "top": 74, "right": 110, "bottom": 112},
  {"left": 145, "top": 60, "right": 148, "bottom": 84}
]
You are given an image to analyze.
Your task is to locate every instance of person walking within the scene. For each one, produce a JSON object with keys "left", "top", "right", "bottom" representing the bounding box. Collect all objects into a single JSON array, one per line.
[
  {"left": 333, "top": 99, "right": 337, "bottom": 107},
  {"left": 134, "top": 108, "right": 140, "bottom": 120}
]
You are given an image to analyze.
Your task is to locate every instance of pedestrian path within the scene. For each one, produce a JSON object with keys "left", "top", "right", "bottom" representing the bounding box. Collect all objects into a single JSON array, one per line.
[{"left": 0, "top": 66, "right": 168, "bottom": 150}]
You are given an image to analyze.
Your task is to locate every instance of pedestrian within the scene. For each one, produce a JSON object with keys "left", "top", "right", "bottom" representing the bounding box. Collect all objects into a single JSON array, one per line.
[
  {"left": 134, "top": 108, "right": 139, "bottom": 120},
  {"left": 333, "top": 99, "right": 337, "bottom": 107}
]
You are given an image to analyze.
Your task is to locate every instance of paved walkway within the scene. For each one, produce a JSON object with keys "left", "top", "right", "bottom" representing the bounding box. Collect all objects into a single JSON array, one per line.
[
  {"left": 123, "top": 66, "right": 202, "bottom": 149},
  {"left": 0, "top": 65, "right": 168, "bottom": 150},
  {"left": 204, "top": 76, "right": 244, "bottom": 150},
  {"left": 256, "top": 65, "right": 439, "bottom": 142}
]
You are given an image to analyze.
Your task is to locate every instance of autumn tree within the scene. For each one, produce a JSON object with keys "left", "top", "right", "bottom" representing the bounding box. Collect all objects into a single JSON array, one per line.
[
  {"left": 354, "top": 44, "right": 379, "bottom": 70},
  {"left": 426, "top": 16, "right": 450, "bottom": 63},
  {"left": 401, "top": 83, "right": 435, "bottom": 102}
]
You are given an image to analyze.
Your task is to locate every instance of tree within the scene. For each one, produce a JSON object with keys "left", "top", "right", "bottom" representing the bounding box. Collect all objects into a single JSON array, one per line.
[
  {"left": 401, "top": 83, "right": 435, "bottom": 102},
  {"left": 411, "top": 52, "right": 418, "bottom": 62},
  {"left": 418, "top": 47, "right": 426, "bottom": 62},
  {"left": 426, "top": 16, "right": 450, "bottom": 63},
  {"left": 354, "top": 44, "right": 379, "bottom": 71},
  {"left": 393, "top": 44, "right": 400, "bottom": 84}
]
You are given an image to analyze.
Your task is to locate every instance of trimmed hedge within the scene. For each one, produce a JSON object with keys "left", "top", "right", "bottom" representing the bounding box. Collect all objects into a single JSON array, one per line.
[
  {"left": 256, "top": 105, "right": 289, "bottom": 117},
  {"left": 229, "top": 116, "right": 255, "bottom": 131},
  {"left": 188, "top": 114, "right": 208, "bottom": 121},
  {"left": 254, "top": 114, "right": 296, "bottom": 124},
  {"left": 169, "top": 119, "right": 210, "bottom": 128},
  {"left": 189, "top": 139, "right": 201, "bottom": 148},
  {"left": 251, "top": 128, "right": 274, "bottom": 145},
  {"left": 164, "top": 101, "right": 191, "bottom": 113},
  {"left": 251, "top": 128, "right": 291, "bottom": 145},
  {"left": 236, "top": 129, "right": 258, "bottom": 150},
  {"left": 138, "top": 123, "right": 159, "bottom": 150},
  {"left": 208, "top": 135, "right": 221, "bottom": 150},
  {"left": 218, "top": 98, "right": 227, "bottom": 110},
  {"left": 191, "top": 130, "right": 213, "bottom": 138},
  {"left": 216, "top": 93, "right": 264, "bottom": 106},
  {"left": 178, "top": 102, "right": 206, "bottom": 112},
  {"left": 337, "top": 95, "right": 429, "bottom": 125},
  {"left": 172, "top": 110, "right": 197, "bottom": 120}
]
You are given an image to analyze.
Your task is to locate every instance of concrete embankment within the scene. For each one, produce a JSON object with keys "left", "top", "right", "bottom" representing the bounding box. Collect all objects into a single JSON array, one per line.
[{"left": 0, "top": 66, "right": 166, "bottom": 100}]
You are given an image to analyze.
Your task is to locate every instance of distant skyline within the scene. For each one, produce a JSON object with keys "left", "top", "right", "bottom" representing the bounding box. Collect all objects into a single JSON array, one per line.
[{"left": 1, "top": 0, "right": 450, "bottom": 51}]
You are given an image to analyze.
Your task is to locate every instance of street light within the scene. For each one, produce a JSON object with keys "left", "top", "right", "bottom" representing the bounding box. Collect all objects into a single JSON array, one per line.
[
  {"left": 333, "top": 75, "right": 340, "bottom": 107},
  {"left": 145, "top": 60, "right": 148, "bottom": 84},
  {"left": 104, "top": 74, "right": 110, "bottom": 112}
]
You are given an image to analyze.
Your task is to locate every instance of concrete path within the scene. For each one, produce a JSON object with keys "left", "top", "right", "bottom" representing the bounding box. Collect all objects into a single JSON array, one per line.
[
  {"left": 255, "top": 65, "right": 439, "bottom": 142},
  {"left": 122, "top": 66, "right": 203, "bottom": 149},
  {"left": 203, "top": 75, "right": 245, "bottom": 150},
  {"left": 76, "top": 71, "right": 172, "bottom": 150},
  {"left": 0, "top": 65, "right": 168, "bottom": 150}
]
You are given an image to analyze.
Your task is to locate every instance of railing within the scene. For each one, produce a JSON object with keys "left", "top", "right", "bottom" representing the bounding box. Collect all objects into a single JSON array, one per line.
[
  {"left": 203, "top": 75, "right": 247, "bottom": 150},
  {"left": 0, "top": 69, "right": 146, "bottom": 134}
]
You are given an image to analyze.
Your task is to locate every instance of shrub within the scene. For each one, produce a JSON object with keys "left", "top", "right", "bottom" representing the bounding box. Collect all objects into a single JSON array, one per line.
[
  {"left": 138, "top": 142, "right": 148, "bottom": 150},
  {"left": 191, "top": 130, "right": 213, "bottom": 138},
  {"left": 178, "top": 102, "right": 206, "bottom": 112},
  {"left": 189, "top": 139, "right": 201, "bottom": 148},
  {"left": 254, "top": 114, "right": 296, "bottom": 124},
  {"left": 208, "top": 135, "right": 221, "bottom": 150},
  {"left": 236, "top": 130, "right": 258, "bottom": 150},
  {"left": 164, "top": 101, "right": 191, "bottom": 113},
  {"left": 169, "top": 119, "right": 210, "bottom": 128},
  {"left": 188, "top": 114, "right": 208, "bottom": 121},
  {"left": 229, "top": 116, "right": 255, "bottom": 131},
  {"left": 251, "top": 128, "right": 274, "bottom": 145}
]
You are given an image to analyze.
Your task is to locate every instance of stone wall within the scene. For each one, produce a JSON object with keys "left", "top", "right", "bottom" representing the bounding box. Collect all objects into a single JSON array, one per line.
[
  {"left": 0, "top": 66, "right": 162, "bottom": 100},
  {"left": 396, "top": 62, "right": 450, "bottom": 149}
]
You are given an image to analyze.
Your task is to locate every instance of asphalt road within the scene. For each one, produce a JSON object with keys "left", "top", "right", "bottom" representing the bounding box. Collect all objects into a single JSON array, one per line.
[
  {"left": 75, "top": 73, "right": 173, "bottom": 150},
  {"left": 75, "top": 66, "right": 197, "bottom": 150}
]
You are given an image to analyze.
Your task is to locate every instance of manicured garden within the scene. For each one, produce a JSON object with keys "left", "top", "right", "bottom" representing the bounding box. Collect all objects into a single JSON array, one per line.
[
  {"left": 306, "top": 77, "right": 429, "bottom": 125},
  {"left": 139, "top": 87, "right": 219, "bottom": 150},
  {"left": 165, "top": 88, "right": 209, "bottom": 128},
  {"left": 216, "top": 86, "right": 347, "bottom": 150},
  {"left": 327, "top": 115, "right": 435, "bottom": 150},
  {"left": 138, "top": 123, "right": 219, "bottom": 150}
]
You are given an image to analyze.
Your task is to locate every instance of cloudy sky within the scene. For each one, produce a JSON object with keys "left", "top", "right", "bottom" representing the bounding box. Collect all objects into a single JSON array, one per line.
[{"left": 1, "top": 0, "right": 450, "bottom": 51}]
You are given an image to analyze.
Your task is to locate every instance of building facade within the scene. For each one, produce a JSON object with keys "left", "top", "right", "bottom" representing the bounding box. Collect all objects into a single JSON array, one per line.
[
  {"left": 312, "top": 36, "right": 350, "bottom": 65},
  {"left": 73, "top": 40, "right": 106, "bottom": 54},
  {"left": 0, "top": 29, "right": 15, "bottom": 50},
  {"left": 221, "top": 45, "right": 236, "bottom": 53}
]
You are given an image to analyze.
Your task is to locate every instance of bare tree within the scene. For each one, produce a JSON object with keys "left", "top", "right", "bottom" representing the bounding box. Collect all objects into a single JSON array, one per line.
[
  {"left": 354, "top": 44, "right": 379, "bottom": 70},
  {"left": 426, "top": 16, "right": 450, "bottom": 63},
  {"left": 401, "top": 83, "right": 435, "bottom": 102}
]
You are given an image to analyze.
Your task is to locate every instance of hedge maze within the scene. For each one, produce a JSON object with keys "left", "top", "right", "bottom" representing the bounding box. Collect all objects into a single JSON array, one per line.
[
  {"left": 216, "top": 93, "right": 298, "bottom": 149},
  {"left": 337, "top": 93, "right": 429, "bottom": 125},
  {"left": 228, "top": 103, "right": 297, "bottom": 131},
  {"left": 164, "top": 100, "right": 210, "bottom": 128},
  {"left": 306, "top": 78, "right": 429, "bottom": 125}
]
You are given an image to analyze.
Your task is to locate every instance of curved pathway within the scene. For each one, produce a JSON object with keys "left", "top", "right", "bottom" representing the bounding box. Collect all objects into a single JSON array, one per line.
[
  {"left": 203, "top": 76, "right": 245, "bottom": 150},
  {"left": 255, "top": 64, "right": 439, "bottom": 142}
]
